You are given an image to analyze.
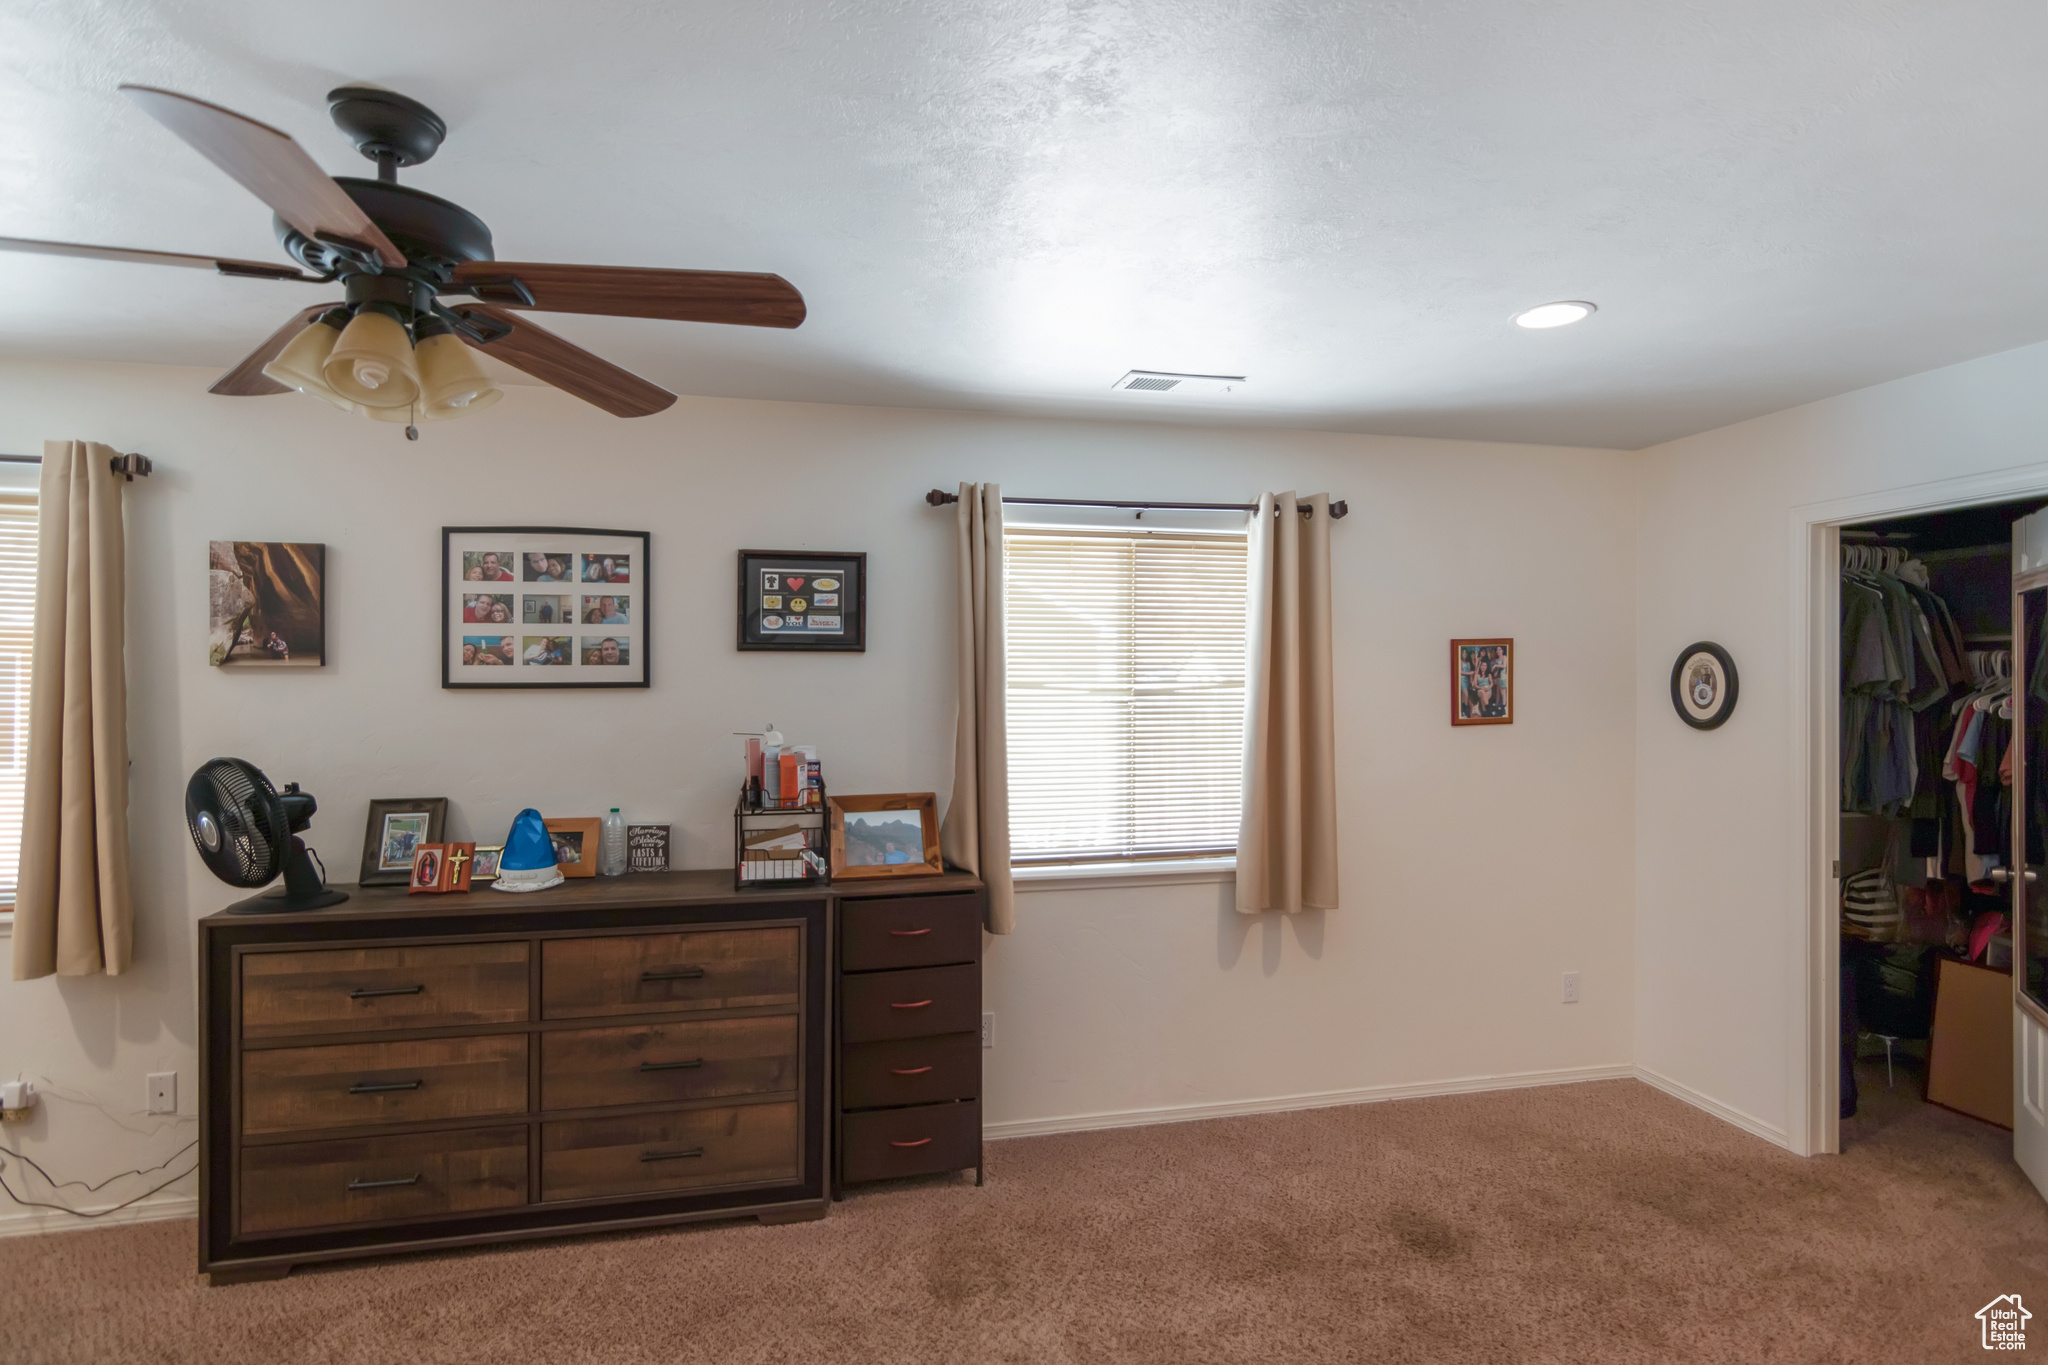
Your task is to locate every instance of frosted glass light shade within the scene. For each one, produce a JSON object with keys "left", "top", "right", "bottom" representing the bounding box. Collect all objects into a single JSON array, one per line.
[
  {"left": 322, "top": 309, "right": 420, "bottom": 409},
  {"left": 415, "top": 332, "right": 502, "bottom": 419},
  {"left": 260, "top": 315, "right": 354, "bottom": 411}
]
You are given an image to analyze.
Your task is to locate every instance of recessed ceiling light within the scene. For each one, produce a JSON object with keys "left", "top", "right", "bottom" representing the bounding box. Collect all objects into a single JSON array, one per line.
[{"left": 1514, "top": 301, "right": 1596, "bottom": 329}]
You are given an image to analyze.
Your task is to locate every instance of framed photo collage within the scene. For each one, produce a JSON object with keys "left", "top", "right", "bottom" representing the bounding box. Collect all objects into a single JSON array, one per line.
[{"left": 443, "top": 527, "right": 650, "bottom": 689}]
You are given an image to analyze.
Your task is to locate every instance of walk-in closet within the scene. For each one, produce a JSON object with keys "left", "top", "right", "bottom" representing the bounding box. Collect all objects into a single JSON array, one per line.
[{"left": 1838, "top": 497, "right": 2047, "bottom": 1144}]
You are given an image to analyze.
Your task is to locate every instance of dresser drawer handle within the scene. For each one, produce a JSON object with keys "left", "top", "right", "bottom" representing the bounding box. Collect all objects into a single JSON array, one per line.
[
  {"left": 889, "top": 999, "right": 934, "bottom": 1010},
  {"left": 889, "top": 1066, "right": 934, "bottom": 1076},
  {"left": 641, "top": 967, "right": 707, "bottom": 982},
  {"left": 639, "top": 1147, "right": 705, "bottom": 1162},
  {"left": 349, "top": 984, "right": 425, "bottom": 999},
  {"left": 888, "top": 1138, "right": 934, "bottom": 1148},
  {"left": 888, "top": 928, "right": 932, "bottom": 937},
  {"left": 347, "top": 1079, "right": 423, "bottom": 1094},
  {"left": 347, "top": 1173, "right": 421, "bottom": 1191},
  {"left": 639, "top": 1058, "right": 705, "bottom": 1072}
]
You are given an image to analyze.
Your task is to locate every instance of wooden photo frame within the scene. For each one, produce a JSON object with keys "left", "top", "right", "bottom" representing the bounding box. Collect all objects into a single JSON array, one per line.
[
  {"left": 544, "top": 816, "right": 603, "bottom": 878},
  {"left": 828, "top": 792, "right": 942, "bottom": 880},
  {"left": 1451, "top": 638, "right": 1513, "bottom": 726},
  {"left": 359, "top": 797, "right": 449, "bottom": 886},
  {"left": 738, "top": 549, "right": 866, "bottom": 652},
  {"left": 443, "top": 526, "right": 650, "bottom": 689}
]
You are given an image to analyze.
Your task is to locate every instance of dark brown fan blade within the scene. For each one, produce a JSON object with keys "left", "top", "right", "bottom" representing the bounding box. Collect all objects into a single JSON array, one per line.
[
  {"left": 0, "top": 235, "right": 319, "bottom": 280},
  {"left": 450, "top": 261, "right": 805, "bottom": 328},
  {"left": 210, "top": 304, "right": 341, "bottom": 396},
  {"left": 449, "top": 304, "right": 677, "bottom": 417},
  {"left": 120, "top": 85, "right": 405, "bottom": 270}
]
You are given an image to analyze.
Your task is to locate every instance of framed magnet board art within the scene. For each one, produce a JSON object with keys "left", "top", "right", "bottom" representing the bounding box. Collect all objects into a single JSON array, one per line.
[
  {"left": 738, "top": 550, "right": 866, "bottom": 652},
  {"left": 444, "top": 527, "right": 649, "bottom": 688}
]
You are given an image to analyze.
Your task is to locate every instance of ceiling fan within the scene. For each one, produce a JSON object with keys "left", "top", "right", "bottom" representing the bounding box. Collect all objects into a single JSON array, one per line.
[{"left": 0, "top": 84, "right": 806, "bottom": 436}]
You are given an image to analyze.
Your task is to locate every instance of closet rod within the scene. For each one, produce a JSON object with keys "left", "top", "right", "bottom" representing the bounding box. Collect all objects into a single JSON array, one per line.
[
  {"left": 924, "top": 490, "right": 1348, "bottom": 519},
  {"left": 0, "top": 451, "right": 152, "bottom": 479}
]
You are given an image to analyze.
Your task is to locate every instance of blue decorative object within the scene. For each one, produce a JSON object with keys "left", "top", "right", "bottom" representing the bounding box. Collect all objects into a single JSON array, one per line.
[{"left": 491, "top": 807, "right": 563, "bottom": 893}]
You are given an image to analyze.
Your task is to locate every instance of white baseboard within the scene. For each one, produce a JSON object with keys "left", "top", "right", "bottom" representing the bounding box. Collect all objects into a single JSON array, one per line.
[
  {"left": 1632, "top": 1065, "right": 1792, "bottom": 1150},
  {"left": 983, "top": 1062, "right": 1638, "bottom": 1141},
  {"left": 0, "top": 1189, "right": 196, "bottom": 1239}
]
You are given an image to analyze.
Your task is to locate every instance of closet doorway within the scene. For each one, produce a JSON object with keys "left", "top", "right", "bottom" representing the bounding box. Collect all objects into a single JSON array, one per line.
[{"left": 1832, "top": 493, "right": 2048, "bottom": 1198}]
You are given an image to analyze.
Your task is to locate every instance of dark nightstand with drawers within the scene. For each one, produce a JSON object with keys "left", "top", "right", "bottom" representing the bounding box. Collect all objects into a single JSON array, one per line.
[{"left": 833, "top": 885, "right": 985, "bottom": 1193}]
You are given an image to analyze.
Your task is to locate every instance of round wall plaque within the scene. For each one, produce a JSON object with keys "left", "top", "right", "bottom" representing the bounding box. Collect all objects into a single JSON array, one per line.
[{"left": 1671, "top": 641, "right": 1738, "bottom": 730}]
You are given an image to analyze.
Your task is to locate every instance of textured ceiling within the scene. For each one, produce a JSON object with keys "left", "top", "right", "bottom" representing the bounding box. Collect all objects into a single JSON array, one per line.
[{"left": 4, "top": 1, "right": 2047, "bottom": 449}]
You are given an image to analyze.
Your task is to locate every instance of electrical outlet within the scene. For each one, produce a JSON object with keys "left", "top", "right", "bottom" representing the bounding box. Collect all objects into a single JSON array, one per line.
[
  {"left": 1561, "top": 972, "right": 1580, "bottom": 1004},
  {"left": 147, "top": 1072, "right": 177, "bottom": 1115},
  {"left": 981, "top": 1012, "right": 994, "bottom": 1048}
]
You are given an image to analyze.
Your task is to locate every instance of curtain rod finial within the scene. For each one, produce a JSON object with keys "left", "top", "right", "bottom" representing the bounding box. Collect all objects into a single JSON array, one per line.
[
  {"left": 1329, "top": 500, "right": 1347, "bottom": 519},
  {"left": 926, "top": 488, "right": 959, "bottom": 507},
  {"left": 110, "top": 452, "right": 151, "bottom": 481}
]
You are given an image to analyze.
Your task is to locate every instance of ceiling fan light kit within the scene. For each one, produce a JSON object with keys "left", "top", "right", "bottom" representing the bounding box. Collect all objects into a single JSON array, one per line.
[{"left": 5, "top": 82, "right": 808, "bottom": 435}]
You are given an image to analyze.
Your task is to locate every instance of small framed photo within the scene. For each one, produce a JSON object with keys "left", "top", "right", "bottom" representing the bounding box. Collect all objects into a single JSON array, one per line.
[
  {"left": 470, "top": 845, "right": 504, "bottom": 883},
  {"left": 209, "top": 541, "right": 326, "bottom": 667},
  {"left": 445, "top": 527, "right": 649, "bottom": 688},
  {"left": 1452, "top": 639, "right": 1513, "bottom": 726},
  {"left": 828, "top": 793, "right": 942, "bottom": 880},
  {"left": 359, "top": 798, "right": 449, "bottom": 886},
  {"left": 738, "top": 550, "right": 866, "bottom": 652},
  {"left": 545, "top": 817, "right": 602, "bottom": 878}
]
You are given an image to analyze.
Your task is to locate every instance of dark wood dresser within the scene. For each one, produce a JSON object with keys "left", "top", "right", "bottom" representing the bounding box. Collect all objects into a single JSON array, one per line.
[
  {"left": 834, "top": 886, "right": 985, "bottom": 1191},
  {"left": 200, "top": 872, "right": 840, "bottom": 1283}
]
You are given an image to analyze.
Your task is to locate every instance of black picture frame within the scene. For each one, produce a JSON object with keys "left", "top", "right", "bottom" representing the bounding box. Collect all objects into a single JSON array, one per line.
[
  {"left": 443, "top": 526, "right": 651, "bottom": 689},
  {"left": 358, "top": 797, "right": 449, "bottom": 886},
  {"left": 1670, "top": 641, "right": 1739, "bottom": 730},
  {"left": 738, "top": 549, "right": 867, "bottom": 652}
]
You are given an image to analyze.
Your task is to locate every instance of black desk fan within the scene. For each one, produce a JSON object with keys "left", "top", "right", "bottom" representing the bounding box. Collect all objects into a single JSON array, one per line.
[{"left": 184, "top": 757, "right": 348, "bottom": 914}]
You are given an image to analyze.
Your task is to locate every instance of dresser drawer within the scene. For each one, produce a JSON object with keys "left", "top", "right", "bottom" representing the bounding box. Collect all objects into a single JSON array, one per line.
[
  {"left": 841, "top": 963, "right": 978, "bottom": 1043},
  {"left": 241, "top": 943, "right": 529, "bottom": 1041},
  {"left": 541, "top": 928, "right": 800, "bottom": 1020},
  {"left": 841, "top": 1101, "right": 979, "bottom": 1184},
  {"left": 541, "top": 1102, "right": 799, "bottom": 1201},
  {"left": 841, "top": 894, "right": 981, "bottom": 972},
  {"left": 541, "top": 1016, "right": 799, "bottom": 1111},
  {"left": 842, "top": 1033, "right": 979, "bottom": 1109},
  {"left": 243, "top": 1035, "right": 528, "bottom": 1136},
  {"left": 239, "top": 1125, "right": 527, "bottom": 1236}
]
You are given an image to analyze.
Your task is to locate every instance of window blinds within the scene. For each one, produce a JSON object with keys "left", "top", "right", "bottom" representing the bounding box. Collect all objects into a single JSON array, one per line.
[
  {"left": 1005, "top": 526, "right": 1248, "bottom": 864},
  {"left": 0, "top": 495, "right": 32, "bottom": 907}
]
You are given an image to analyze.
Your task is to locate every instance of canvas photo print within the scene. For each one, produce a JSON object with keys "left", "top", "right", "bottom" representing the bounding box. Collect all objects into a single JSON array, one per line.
[
  {"left": 209, "top": 541, "right": 325, "bottom": 667},
  {"left": 444, "top": 528, "right": 650, "bottom": 689}
]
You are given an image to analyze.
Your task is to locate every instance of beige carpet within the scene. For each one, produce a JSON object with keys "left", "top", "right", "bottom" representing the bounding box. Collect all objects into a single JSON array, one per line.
[{"left": 2, "top": 1077, "right": 2041, "bottom": 1364}]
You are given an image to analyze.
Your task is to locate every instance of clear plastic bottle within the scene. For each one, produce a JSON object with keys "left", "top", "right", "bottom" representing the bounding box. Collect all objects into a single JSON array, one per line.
[{"left": 600, "top": 808, "right": 628, "bottom": 876}]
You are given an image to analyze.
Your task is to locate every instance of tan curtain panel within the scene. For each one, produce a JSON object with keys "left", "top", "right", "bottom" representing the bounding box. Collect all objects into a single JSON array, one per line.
[
  {"left": 1237, "top": 491, "right": 1338, "bottom": 914},
  {"left": 13, "top": 440, "right": 133, "bottom": 979},
  {"left": 939, "top": 482, "right": 1014, "bottom": 934}
]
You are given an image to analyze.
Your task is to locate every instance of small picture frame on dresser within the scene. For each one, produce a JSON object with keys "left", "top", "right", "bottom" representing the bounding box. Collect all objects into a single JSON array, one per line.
[
  {"left": 359, "top": 797, "right": 449, "bottom": 886},
  {"left": 828, "top": 793, "right": 942, "bottom": 880}
]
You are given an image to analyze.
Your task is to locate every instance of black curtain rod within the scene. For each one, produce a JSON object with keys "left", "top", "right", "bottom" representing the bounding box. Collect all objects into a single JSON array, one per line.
[
  {"left": 925, "top": 490, "right": 1347, "bottom": 519},
  {"left": 0, "top": 452, "right": 152, "bottom": 479}
]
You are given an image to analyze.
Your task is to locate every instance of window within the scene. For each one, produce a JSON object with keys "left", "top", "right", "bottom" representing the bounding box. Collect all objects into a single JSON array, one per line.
[
  {"left": 0, "top": 489, "right": 31, "bottom": 910},
  {"left": 1005, "top": 523, "right": 1248, "bottom": 866}
]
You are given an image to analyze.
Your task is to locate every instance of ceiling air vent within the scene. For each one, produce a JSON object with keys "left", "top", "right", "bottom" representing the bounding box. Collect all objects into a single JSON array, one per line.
[{"left": 1112, "top": 370, "right": 1246, "bottom": 395}]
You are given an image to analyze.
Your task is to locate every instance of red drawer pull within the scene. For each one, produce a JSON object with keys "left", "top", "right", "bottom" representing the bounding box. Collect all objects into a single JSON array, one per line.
[
  {"left": 888, "top": 928, "right": 932, "bottom": 937},
  {"left": 889, "top": 999, "right": 933, "bottom": 1010},
  {"left": 889, "top": 1065, "right": 934, "bottom": 1075},
  {"left": 889, "top": 1138, "right": 933, "bottom": 1148}
]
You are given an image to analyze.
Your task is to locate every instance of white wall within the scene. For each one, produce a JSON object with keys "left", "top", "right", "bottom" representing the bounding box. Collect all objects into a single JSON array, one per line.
[
  {"left": 1633, "top": 338, "right": 2048, "bottom": 1149},
  {"left": 0, "top": 359, "right": 1637, "bottom": 1222}
]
